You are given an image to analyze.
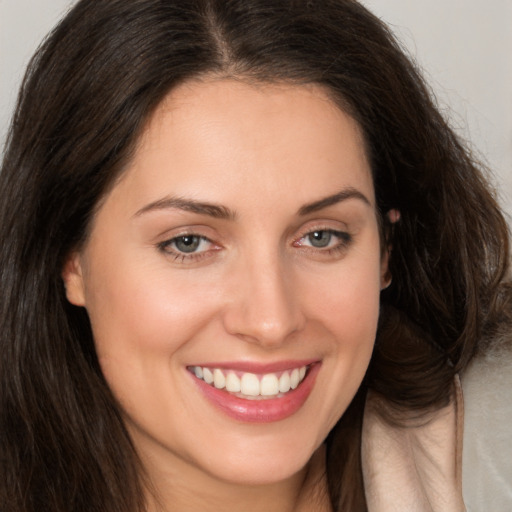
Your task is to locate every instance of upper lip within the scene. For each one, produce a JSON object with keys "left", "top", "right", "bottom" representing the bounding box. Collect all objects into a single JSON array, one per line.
[{"left": 187, "top": 359, "right": 319, "bottom": 374}]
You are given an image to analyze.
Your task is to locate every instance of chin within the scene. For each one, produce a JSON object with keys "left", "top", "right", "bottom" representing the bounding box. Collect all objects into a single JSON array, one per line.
[{"left": 201, "top": 437, "right": 319, "bottom": 486}]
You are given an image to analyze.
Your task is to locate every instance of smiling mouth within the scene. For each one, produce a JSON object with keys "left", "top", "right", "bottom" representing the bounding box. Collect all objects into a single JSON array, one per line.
[{"left": 189, "top": 365, "right": 309, "bottom": 400}]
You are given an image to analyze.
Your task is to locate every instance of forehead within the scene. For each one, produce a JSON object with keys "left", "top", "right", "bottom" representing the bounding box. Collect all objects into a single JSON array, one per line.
[{"left": 109, "top": 79, "right": 374, "bottom": 215}]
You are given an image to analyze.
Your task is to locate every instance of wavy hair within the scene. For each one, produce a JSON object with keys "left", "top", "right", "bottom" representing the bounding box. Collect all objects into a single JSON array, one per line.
[{"left": 0, "top": 1, "right": 510, "bottom": 510}]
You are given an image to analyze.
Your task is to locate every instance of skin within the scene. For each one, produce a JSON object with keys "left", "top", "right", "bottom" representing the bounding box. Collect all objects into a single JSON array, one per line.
[{"left": 63, "top": 79, "right": 389, "bottom": 511}]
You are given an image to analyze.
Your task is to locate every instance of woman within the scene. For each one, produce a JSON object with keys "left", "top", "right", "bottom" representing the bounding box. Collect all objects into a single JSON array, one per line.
[{"left": 0, "top": 1, "right": 510, "bottom": 511}]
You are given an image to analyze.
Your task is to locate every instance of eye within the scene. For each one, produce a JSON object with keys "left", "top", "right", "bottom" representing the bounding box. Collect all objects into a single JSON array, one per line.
[
  {"left": 306, "top": 230, "right": 335, "bottom": 248},
  {"left": 158, "top": 234, "right": 216, "bottom": 261},
  {"left": 296, "top": 229, "right": 351, "bottom": 250},
  {"left": 172, "top": 235, "right": 206, "bottom": 253}
]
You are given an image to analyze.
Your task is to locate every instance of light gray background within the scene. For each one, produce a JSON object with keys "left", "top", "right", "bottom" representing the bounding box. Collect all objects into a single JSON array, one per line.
[{"left": 1, "top": 0, "right": 511, "bottom": 218}]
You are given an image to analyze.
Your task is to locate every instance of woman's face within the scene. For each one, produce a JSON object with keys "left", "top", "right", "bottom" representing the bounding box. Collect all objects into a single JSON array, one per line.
[{"left": 64, "top": 80, "right": 388, "bottom": 487}]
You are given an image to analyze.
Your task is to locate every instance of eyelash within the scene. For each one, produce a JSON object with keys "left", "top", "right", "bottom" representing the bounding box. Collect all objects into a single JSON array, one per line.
[
  {"left": 157, "top": 228, "right": 353, "bottom": 263},
  {"left": 293, "top": 228, "right": 353, "bottom": 256}
]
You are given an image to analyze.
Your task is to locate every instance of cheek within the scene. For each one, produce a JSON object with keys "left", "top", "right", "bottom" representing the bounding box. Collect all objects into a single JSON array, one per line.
[
  {"left": 303, "top": 248, "right": 382, "bottom": 337},
  {"left": 332, "top": 259, "right": 381, "bottom": 367},
  {"left": 83, "top": 254, "right": 222, "bottom": 383},
  {"left": 299, "top": 250, "right": 381, "bottom": 419},
  {"left": 83, "top": 260, "right": 222, "bottom": 427}
]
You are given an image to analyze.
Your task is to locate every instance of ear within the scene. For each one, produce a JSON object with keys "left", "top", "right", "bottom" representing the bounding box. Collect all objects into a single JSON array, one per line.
[
  {"left": 62, "top": 252, "right": 86, "bottom": 306},
  {"left": 380, "top": 246, "right": 392, "bottom": 290},
  {"left": 380, "top": 209, "right": 400, "bottom": 290}
]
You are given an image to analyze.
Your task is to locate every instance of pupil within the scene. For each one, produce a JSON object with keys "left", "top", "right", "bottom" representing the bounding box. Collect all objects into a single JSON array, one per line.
[
  {"left": 176, "top": 236, "right": 200, "bottom": 253},
  {"left": 309, "top": 231, "right": 331, "bottom": 248}
]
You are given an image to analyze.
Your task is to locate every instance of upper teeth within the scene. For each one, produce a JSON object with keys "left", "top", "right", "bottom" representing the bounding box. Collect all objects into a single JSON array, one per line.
[{"left": 191, "top": 366, "right": 308, "bottom": 398}]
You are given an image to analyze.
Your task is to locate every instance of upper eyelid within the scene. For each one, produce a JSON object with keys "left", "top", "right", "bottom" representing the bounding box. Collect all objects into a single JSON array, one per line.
[
  {"left": 294, "top": 228, "right": 351, "bottom": 244},
  {"left": 153, "top": 225, "right": 219, "bottom": 244},
  {"left": 154, "top": 218, "right": 353, "bottom": 243},
  {"left": 293, "top": 221, "right": 351, "bottom": 239}
]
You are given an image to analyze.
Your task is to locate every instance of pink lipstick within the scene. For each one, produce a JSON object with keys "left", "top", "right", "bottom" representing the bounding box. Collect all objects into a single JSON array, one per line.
[{"left": 188, "top": 361, "right": 320, "bottom": 423}]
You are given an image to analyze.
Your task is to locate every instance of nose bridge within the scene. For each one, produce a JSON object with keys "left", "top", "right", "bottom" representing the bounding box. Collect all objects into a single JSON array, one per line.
[{"left": 223, "top": 245, "right": 303, "bottom": 347}]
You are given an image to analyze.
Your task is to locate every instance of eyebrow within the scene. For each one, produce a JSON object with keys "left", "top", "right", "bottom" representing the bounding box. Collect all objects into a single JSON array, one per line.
[
  {"left": 298, "top": 187, "right": 371, "bottom": 216},
  {"left": 134, "top": 196, "right": 235, "bottom": 220},
  {"left": 134, "top": 187, "right": 371, "bottom": 220}
]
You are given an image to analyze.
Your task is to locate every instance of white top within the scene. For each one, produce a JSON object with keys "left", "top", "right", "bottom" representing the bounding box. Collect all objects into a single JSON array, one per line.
[
  {"left": 360, "top": 346, "right": 512, "bottom": 511},
  {"left": 462, "top": 347, "right": 512, "bottom": 512},
  {"left": 362, "top": 377, "right": 465, "bottom": 511}
]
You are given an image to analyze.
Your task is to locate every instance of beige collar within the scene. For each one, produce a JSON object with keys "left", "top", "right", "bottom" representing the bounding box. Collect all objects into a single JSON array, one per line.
[{"left": 362, "top": 377, "right": 465, "bottom": 511}]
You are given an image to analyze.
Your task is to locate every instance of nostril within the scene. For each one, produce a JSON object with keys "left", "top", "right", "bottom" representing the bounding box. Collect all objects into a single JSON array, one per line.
[
  {"left": 221, "top": 257, "right": 305, "bottom": 346},
  {"left": 222, "top": 298, "right": 304, "bottom": 346}
]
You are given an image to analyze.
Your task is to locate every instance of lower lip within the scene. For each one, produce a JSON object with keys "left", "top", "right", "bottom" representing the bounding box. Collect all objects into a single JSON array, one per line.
[{"left": 190, "top": 363, "right": 320, "bottom": 423}]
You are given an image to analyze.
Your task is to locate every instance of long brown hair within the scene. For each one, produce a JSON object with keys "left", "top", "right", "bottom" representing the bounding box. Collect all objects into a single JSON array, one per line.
[{"left": 0, "top": 1, "right": 509, "bottom": 510}]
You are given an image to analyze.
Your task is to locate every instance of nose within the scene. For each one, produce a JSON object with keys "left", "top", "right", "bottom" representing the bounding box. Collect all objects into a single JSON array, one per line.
[{"left": 222, "top": 251, "right": 305, "bottom": 348}]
